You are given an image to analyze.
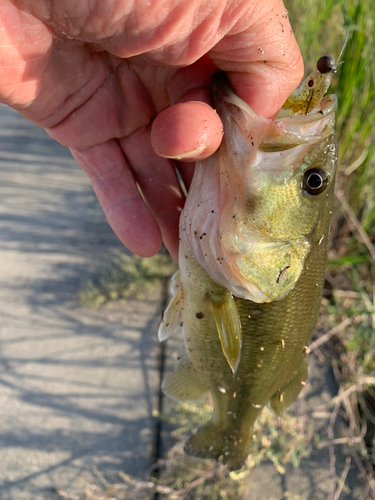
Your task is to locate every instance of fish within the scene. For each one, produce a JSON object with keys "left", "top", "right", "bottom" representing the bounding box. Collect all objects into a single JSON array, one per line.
[{"left": 158, "top": 61, "right": 338, "bottom": 470}]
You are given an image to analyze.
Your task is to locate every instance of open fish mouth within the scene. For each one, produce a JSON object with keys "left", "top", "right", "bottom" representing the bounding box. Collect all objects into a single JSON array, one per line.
[
  {"left": 212, "top": 71, "right": 337, "bottom": 151},
  {"left": 181, "top": 72, "right": 337, "bottom": 303}
]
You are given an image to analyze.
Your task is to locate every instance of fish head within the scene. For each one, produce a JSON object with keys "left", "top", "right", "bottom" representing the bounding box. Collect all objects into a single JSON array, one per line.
[
  {"left": 282, "top": 69, "right": 332, "bottom": 114},
  {"left": 181, "top": 72, "right": 337, "bottom": 302}
]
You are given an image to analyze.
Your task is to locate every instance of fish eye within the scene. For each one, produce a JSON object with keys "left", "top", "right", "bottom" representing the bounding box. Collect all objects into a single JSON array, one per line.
[
  {"left": 317, "top": 55, "right": 336, "bottom": 74},
  {"left": 303, "top": 168, "right": 328, "bottom": 195},
  {"left": 307, "top": 78, "right": 315, "bottom": 88}
]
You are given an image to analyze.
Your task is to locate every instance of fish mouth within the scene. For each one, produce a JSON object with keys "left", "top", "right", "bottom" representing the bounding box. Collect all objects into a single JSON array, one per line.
[
  {"left": 212, "top": 70, "right": 337, "bottom": 119},
  {"left": 211, "top": 71, "right": 337, "bottom": 152}
]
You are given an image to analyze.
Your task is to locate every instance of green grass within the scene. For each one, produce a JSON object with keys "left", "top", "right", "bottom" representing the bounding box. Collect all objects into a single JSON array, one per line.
[
  {"left": 286, "top": 0, "right": 375, "bottom": 489},
  {"left": 290, "top": 2, "right": 375, "bottom": 154},
  {"left": 79, "top": 251, "right": 177, "bottom": 304}
]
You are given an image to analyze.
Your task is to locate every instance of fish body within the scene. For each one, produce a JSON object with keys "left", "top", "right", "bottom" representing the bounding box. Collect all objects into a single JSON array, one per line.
[{"left": 159, "top": 70, "right": 338, "bottom": 469}]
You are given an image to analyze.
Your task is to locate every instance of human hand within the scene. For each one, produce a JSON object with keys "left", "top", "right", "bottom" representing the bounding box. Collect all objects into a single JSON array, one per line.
[{"left": 0, "top": 0, "right": 303, "bottom": 260}]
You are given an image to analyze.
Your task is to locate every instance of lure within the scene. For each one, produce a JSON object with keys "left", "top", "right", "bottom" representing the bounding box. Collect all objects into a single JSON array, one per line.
[{"left": 283, "top": 29, "right": 348, "bottom": 115}]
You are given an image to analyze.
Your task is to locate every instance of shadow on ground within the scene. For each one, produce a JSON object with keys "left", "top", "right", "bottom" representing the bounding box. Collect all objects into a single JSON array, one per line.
[{"left": 0, "top": 106, "right": 163, "bottom": 499}]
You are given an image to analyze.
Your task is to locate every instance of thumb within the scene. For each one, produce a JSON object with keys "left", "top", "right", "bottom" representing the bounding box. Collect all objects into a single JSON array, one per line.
[{"left": 209, "top": 0, "right": 304, "bottom": 119}]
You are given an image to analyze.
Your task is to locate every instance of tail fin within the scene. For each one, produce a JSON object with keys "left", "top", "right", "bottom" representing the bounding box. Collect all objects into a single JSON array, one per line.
[{"left": 184, "top": 420, "right": 253, "bottom": 470}]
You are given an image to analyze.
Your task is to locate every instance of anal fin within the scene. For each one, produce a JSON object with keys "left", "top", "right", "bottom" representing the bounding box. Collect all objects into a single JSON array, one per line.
[
  {"left": 270, "top": 356, "right": 308, "bottom": 415},
  {"left": 209, "top": 292, "right": 242, "bottom": 373},
  {"left": 162, "top": 361, "right": 208, "bottom": 401}
]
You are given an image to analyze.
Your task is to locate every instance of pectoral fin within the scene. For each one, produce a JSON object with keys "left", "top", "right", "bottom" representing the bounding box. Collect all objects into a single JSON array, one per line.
[
  {"left": 158, "top": 272, "right": 184, "bottom": 342},
  {"left": 270, "top": 356, "right": 308, "bottom": 415},
  {"left": 162, "top": 361, "right": 208, "bottom": 401},
  {"left": 209, "top": 293, "right": 242, "bottom": 374}
]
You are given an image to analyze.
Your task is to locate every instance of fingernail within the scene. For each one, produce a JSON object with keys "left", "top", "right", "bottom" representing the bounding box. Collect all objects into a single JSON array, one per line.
[{"left": 158, "top": 144, "right": 207, "bottom": 160}]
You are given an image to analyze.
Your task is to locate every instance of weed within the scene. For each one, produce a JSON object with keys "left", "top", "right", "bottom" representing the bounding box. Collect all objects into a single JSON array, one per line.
[
  {"left": 79, "top": 251, "right": 177, "bottom": 304},
  {"left": 286, "top": 0, "right": 375, "bottom": 493}
]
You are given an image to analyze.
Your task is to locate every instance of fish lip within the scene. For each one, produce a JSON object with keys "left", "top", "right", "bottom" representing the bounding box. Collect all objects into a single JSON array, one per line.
[
  {"left": 275, "top": 94, "right": 338, "bottom": 124},
  {"left": 212, "top": 71, "right": 337, "bottom": 159},
  {"left": 212, "top": 70, "right": 338, "bottom": 124}
]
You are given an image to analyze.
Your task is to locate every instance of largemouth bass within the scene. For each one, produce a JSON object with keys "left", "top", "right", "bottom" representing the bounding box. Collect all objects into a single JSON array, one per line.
[{"left": 159, "top": 62, "right": 338, "bottom": 470}]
